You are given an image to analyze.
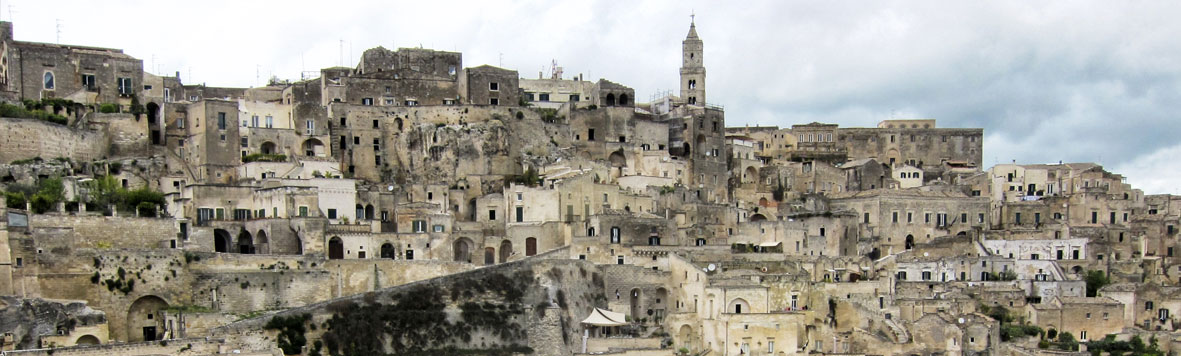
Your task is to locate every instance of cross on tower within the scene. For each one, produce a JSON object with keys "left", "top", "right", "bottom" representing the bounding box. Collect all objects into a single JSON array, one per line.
[{"left": 690, "top": 11, "right": 695, "bottom": 24}]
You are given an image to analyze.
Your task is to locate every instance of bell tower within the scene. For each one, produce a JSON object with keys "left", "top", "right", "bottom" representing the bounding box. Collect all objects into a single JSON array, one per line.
[{"left": 680, "top": 16, "right": 705, "bottom": 105}]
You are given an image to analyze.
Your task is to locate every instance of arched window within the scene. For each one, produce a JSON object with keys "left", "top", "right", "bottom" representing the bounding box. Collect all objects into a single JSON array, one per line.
[{"left": 44, "top": 72, "right": 55, "bottom": 90}]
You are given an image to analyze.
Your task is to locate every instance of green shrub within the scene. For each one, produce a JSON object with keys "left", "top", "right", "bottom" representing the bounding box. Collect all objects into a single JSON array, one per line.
[
  {"left": 136, "top": 202, "right": 157, "bottom": 217},
  {"left": 242, "top": 153, "right": 288, "bottom": 163},
  {"left": 265, "top": 314, "right": 311, "bottom": 355},
  {"left": 4, "top": 191, "right": 26, "bottom": 209},
  {"left": 0, "top": 102, "right": 67, "bottom": 125},
  {"left": 99, "top": 103, "right": 119, "bottom": 113}
]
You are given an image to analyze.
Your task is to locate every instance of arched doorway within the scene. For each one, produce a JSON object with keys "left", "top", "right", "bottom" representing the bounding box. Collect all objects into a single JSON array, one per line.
[
  {"left": 677, "top": 325, "right": 695, "bottom": 351},
  {"left": 525, "top": 237, "right": 537, "bottom": 256},
  {"left": 681, "top": 142, "right": 691, "bottom": 156},
  {"left": 730, "top": 298, "right": 750, "bottom": 314},
  {"left": 630, "top": 288, "right": 642, "bottom": 320},
  {"left": 695, "top": 134, "right": 706, "bottom": 155},
  {"left": 499, "top": 240, "right": 512, "bottom": 263},
  {"left": 301, "top": 138, "right": 325, "bottom": 157},
  {"left": 328, "top": 237, "right": 343, "bottom": 259},
  {"left": 214, "top": 229, "right": 231, "bottom": 253},
  {"left": 145, "top": 102, "right": 160, "bottom": 124},
  {"left": 608, "top": 151, "right": 626, "bottom": 167},
  {"left": 618, "top": 94, "right": 629, "bottom": 106},
  {"left": 260, "top": 141, "right": 277, "bottom": 155},
  {"left": 453, "top": 238, "right": 473, "bottom": 263},
  {"left": 380, "top": 243, "right": 396, "bottom": 259},
  {"left": 484, "top": 247, "right": 495, "bottom": 265},
  {"left": 75, "top": 334, "right": 100, "bottom": 345},
  {"left": 744, "top": 166, "right": 758, "bottom": 183},
  {"left": 355, "top": 204, "right": 364, "bottom": 220},
  {"left": 256, "top": 230, "right": 270, "bottom": 254},
  {"left": 605, "top": 93, "right": 616, "bottom": 106},
  {"left": 395, "top": 117, "right": 403, "bottom": 131},
  {"left": 654, "top": 288, "right": 668, "bottom": 319},
  {"left": 237, "top": 229, "right": 254, "bottom": 254},
  {"left": 750, "top": 214, "right": 767, "bottom": 222},
  {"left": 365, "top": 204, "right": 375, "bottom": 220},
  {"left": 905, "top": 235, "right": 915, "bottom": 250},
  {"left": 126, "top": 296, "right": 168, "bottom": 342}
]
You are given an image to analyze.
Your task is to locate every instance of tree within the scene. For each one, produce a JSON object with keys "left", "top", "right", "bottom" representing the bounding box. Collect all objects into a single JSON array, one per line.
[{"left": 1084, "top": 270, "right": 1111, "bottom": 297}]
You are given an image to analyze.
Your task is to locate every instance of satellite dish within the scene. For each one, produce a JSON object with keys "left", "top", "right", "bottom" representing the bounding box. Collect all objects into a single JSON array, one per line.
[
  {"left": 387, "top": 185, "right": 395, "bottom": 191},
  {"left": 958, "top": 317, "right": 965, "bottom": 324},
  {"left": 707, "top": 264, "right": 717, "bottom": 272}
]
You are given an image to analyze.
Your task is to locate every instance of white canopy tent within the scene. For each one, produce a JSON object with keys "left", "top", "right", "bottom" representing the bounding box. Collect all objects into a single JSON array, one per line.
[{"left": 581, "top": 307, "right": 629, "bottom": 352}]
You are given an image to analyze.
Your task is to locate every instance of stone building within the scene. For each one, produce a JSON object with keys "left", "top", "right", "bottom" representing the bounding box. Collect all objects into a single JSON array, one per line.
[{"left": 0, "top": 22, "right": 143, "bottom": 106}]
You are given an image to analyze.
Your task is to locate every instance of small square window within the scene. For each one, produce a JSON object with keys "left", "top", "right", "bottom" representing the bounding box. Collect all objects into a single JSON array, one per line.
[{"left": 489, "top": 82, "right": 499, "bottom": 91}]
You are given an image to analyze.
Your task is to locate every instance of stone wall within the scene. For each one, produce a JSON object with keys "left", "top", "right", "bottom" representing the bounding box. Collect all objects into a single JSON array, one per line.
[
  {"left": 1, "top": 337, "right": 234, "bottom": 356},
  {"left": 0, "top": 117, "right": 107, "bottom": 164}
]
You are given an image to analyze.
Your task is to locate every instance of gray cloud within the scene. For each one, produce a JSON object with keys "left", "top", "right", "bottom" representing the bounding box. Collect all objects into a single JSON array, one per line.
[{"left": 15, "top": 0, "right": 1180, "bottom": 193}]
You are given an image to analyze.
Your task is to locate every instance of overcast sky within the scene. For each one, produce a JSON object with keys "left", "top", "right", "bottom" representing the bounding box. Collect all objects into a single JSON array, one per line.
[{"left": 13, "top": 1, "right": 1181, "bottom": 194}]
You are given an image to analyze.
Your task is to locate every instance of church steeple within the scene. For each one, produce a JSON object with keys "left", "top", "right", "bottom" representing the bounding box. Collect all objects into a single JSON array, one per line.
[{"left": 680, "top": 17, "right": 706, "bottom": 105}]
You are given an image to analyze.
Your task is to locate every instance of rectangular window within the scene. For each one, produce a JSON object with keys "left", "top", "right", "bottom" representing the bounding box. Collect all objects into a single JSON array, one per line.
[
  {"left": 327, "top": 209, "right": 337, "bottom": 219},
  {"left": 240, "top": 137, "right": 248, "bottom": 148},
  {"left": 362, "top": 98, "right": 373, "bottom": 106},
  {"left": 892, "top": 212, "right": 898, "bottom": 223},
  {"left": 490, "top": 98, "right": 499, "bottom": 105},
  {"left": 907, "top": 212, "right": 913, "bottom": 223},
  {"left": 265, "top": 116, "right": 273, "bottom": 128},
  {"left": 588, "top": 129, "right": 596, "bottom": 141},
  {"left": 539, "top": 93, "right": 550, "bottom": 101},
  {"left": 82, "top": 74, "right": 96, "bottom": 90},
  {"left": 217, "top": 112, "right": 227, "bottom": 130},
  {"left": 215, "top": 208, "right": 225, "bottom": 220},
  {"left": 1091, "top": 212, "right": 1098, "bottom": 224},
  {"left": 433, "top": 224, "right": 444, "bottom": 232},
  {"left": 117, "top": 77, "right": 133, "bottom": 95},
  {"left": 569, "top": 94, "right": 580, "bottom": 101},
  {"left": 299, "top": 206, "right": 308, "bottom": 217},
  {"left": 488, "top": 210, "right": 496, "bottom": 220},
  {"left": 252, "top": 115, "right": 259, "bottom": 127},
  {"left": 489, "top": 82, "right": 499, "bottom": 91},
  {"left": 515, "top": 206, "right": 523, "bottom": 222}
]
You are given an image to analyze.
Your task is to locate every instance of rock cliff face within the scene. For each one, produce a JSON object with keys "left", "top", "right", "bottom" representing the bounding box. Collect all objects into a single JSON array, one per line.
[
  {"left": 0, "top": 296, "right": 107, "bottom": 349},
  {"left": 214, "top": 247, "right": 609, "bottom": 356},
  {"left": 388, "top": 113, "right": 573, "bottom": 186}
]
